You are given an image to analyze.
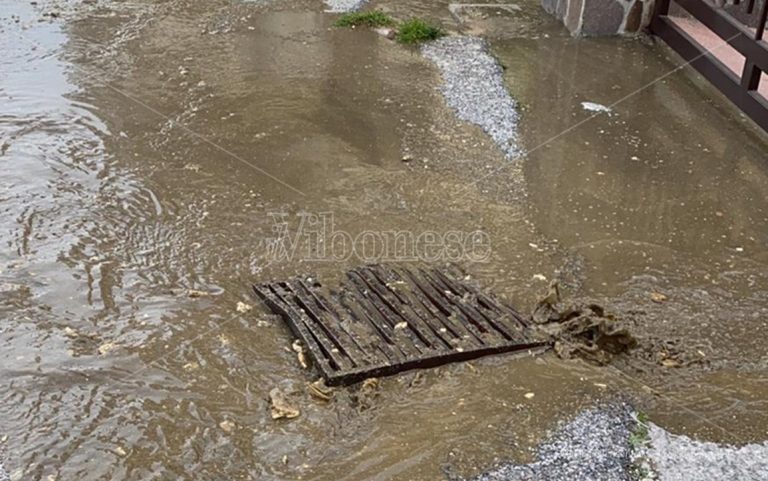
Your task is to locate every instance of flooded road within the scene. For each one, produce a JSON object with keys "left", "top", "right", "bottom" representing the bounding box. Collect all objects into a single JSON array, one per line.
[{"left": 1, "top": 0, "right": 767, "bottom": 480}]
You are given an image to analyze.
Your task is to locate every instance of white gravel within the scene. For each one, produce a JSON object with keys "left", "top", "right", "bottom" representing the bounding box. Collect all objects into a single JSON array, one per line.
[
  {"left": 323, "top": 0, "right": 367, "bottom": 12},
  {"left": 0, "top": 463, "right": 8, "bottom": 481},
  {"left": 421, "top": 36, "right": 521, "bottom": 159},
  {"left": 642, "top": 423, "right": 768, "bottom": 481},
  {"left": 465, "top": 405, "right": 768, "bottom": 481},
  {"left": 469, "top": 404, "right": 635, "bottom": 481}
]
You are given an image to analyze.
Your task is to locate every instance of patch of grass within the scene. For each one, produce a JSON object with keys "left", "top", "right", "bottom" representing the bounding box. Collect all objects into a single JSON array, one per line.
[
  {"left": 629, "top": 411, "right": 650, "bottom": 449},
  {"left": 636, "top": 411, "right": 649, "bottom": 424},
  {"left": 335, "top": 10, "right": 396, "bottom": 28},
  {"left": 629, "top": 412, "right": 656, "bottom": 480},
  {"left": 629, "top": 427, "right": 649, "bottom": 449},
  {"left": 629, "top": 463, "right": 653, "bottom": 481},
  {"left": 396, "top": 18, "right": 445, "bottom": 44}
]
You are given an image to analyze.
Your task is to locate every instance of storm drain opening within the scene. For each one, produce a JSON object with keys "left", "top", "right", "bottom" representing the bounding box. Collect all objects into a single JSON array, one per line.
[{"left": 253, "top": 264, "right": 549, "bottom": 386}]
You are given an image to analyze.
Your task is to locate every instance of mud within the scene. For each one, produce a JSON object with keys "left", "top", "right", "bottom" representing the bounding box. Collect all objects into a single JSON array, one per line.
[
  {"left": 532, "top": 282, "right": 637, "bottom": 365},
  {"left": 2, "top": 0, "right": 768, "bottom": 479}
]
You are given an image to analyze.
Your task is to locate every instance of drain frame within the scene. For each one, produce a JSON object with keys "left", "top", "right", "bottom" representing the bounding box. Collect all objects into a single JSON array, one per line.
[{"left": 254, "top": 265, "right": 548, "bottom": 386}]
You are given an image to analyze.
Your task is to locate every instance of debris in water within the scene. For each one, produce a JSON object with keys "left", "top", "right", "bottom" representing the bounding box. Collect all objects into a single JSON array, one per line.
[
  {"left": 183, "top": 362, "right": 199, "bottom": 371},
  {"left": 219, "top": 420, "right": 236, "bottom": 432},
  {"left": 581, "top": 101, "right": 612, "bottom": 113},
  {"left": 660, "top": 358, "right": 682, "bottom": 368},
  {"left": 633, "top": 337, "right": 707, "bottom": 369},
  {"left": 524, "top": 392, "right": 535, "bottom": 399},
  {"left": 649, "top": 292, "right": 667, "bottom": 303},
  {"left": 354, "top": 377, "right": 381, "bottom": 410},
  {"left": 187, "top": 289, "right": 210, "bottom": 298},
  {"left": 307, "top": 379, "right": 334, "bottom": 402},
  {"left": 361, "top": 378, "right": 379, "bottom": 391},
  {"left": 269, "top": 388, "right": 301, "bottom": 420},
  {"left": 63, "top": 327, "right": 107, "bottom": 357},
  {"left": 98, "top": 341, "right": 117, "bottom": 355},
  {"left": 292, "top": 340, "right": 309, "bottom": 369},
  {"left": 532, "top": 281, "right": 637, "bottom": 364},
  {"left": 236, "top": 301, "right": 253, "bottom": 313}
]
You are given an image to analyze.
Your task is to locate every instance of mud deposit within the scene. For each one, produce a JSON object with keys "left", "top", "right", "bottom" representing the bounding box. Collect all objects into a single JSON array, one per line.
[{"left": 1, "top": 0, "right": 768, "bottom": 480}]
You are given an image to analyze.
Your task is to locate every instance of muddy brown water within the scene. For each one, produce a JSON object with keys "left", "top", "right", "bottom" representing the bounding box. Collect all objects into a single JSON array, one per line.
[{"left": 1, "top": 0, "right": 767, "bottom": 479}]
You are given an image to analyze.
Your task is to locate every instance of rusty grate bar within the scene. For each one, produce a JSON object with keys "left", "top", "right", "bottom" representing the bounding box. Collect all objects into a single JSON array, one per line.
[{"left": 253, "top": 265, "right": 547, "bottom": 386}]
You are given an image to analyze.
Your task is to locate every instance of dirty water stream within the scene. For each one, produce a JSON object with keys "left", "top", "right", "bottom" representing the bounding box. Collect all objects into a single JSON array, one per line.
[{"left": 1, "top": 0, "right": 767, "bottom": 480}]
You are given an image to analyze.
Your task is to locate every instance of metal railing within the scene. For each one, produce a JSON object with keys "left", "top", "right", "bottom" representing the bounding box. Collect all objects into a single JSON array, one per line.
[{"left": 651, "top": 0, "right": 768, "bottom": 133}]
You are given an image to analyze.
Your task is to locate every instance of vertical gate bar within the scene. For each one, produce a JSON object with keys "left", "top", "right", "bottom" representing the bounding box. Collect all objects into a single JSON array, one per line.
[
  {"left": 756, "top": 0, "right": 768, "bottom": 40},
  {"left": 655, "top": 0, "right": 671, "bottom": 16},
  {"left": 742, "top": 0, "right": 764, "bottom": 94},
  {"left": 747, "top": 0, "right": 755, "bottom": 14},
  {"left": 742, "top": 60, "right": 762, "bottom": 89}
]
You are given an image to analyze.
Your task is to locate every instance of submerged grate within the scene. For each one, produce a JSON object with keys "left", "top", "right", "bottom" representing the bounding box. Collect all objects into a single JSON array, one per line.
[{"left": 253, "top": 264, "right": 547, "bottom": 386}]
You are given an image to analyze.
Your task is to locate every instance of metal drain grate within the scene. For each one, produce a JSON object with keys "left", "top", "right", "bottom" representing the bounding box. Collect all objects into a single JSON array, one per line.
[{"left": 253, "top": 265, "right": 547, "bottom": 386}]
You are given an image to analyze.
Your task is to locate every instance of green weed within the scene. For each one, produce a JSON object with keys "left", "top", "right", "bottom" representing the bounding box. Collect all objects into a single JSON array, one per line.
[
  {"left": 396, "top": 18, "right": 445, "bottom": 44},
  {"left": 629, "top": 411, "right": 650, "bottom": 449},
  {"left": 335, "top": 10, "right": 396, "bottom": 28}
]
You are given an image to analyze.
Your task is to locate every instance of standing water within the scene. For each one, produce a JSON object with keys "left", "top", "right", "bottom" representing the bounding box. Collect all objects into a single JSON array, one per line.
[{"left": 1, "top": 0, "right": 768, "bottom": 480}]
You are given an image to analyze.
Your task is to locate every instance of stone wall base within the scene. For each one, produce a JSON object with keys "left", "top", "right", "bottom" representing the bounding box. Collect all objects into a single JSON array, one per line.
[{"left": 541, "top": 0, "right": 656, "bottom": 36}]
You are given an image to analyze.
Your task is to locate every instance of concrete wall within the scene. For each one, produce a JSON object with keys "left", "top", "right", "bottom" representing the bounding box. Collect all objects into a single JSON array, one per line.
[{"left": 541, "top": 0, "right": 656, "bottom": 36}]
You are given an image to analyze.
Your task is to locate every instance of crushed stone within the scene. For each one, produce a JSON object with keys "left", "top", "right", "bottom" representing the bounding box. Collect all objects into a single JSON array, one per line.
[
  {"left": 323, "top": 0, "right": 367, "bottom": 12},
  {"left": 641, "top": 423, "right": 768, "bottom": 481},
  {"left": 468, "top": 404, "right": 635, "bottom": 481},
  {"left": 421, "top": 36, "right": 521, "bottom": 159},
  {"left": 465, "top": 404, "right": 768, "bottom": 481}
]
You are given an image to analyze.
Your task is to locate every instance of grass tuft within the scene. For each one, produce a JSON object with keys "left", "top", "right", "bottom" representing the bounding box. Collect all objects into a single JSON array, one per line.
[
  {"left": 629, "top": 411, "right": 650, "bottom": 449},
  {"left": 335, "top": 10, "right": 396, "bottom": 28},
  {"left": 628, "top": 412, "right": 655, "bottom": 480},
  {"left": 396, "top": 18, "right": 445, "bottom": 44}
]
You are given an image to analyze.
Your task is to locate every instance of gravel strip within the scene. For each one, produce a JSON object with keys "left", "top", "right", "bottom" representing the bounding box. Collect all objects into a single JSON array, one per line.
[
  {"left": 642, "top": 423, "right": 768, "bottom": 481},
  {"left": 0, "top": 463, "right": 8, "bottom": 481},
  {"left": 323, "top": 0, "right": 367, "bottom": 12},
  {"left": 468, "top": 404, "right": 635, "bottom": 481},
  {"left": 421, "top": 36, "right": 521, "bottom": 159}
]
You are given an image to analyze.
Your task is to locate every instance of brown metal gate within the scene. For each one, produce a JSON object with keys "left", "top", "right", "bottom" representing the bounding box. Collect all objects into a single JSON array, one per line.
[{"left": 650, "top": 0, "right": 768, "bottom": 133}]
